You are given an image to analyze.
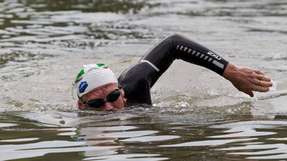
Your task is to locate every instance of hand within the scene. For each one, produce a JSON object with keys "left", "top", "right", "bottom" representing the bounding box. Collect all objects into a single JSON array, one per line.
[{"left": 223, "top": 64, "right": 273, "bottom": 97}]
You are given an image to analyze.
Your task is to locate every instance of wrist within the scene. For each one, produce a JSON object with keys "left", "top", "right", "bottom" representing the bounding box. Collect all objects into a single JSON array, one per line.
[{"left": 223, "top": 63, "right": 239, "bottom": 81}]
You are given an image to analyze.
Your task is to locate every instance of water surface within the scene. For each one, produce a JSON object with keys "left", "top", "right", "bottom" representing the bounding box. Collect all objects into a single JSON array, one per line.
[{"left": 1, "top": 0, "right": 287, "bottom": 160}]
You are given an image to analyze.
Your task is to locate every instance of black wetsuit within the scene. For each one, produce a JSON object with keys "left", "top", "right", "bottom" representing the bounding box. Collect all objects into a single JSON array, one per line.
[{"left": 118, "top": 34, "right": 229, "bottom": 105}]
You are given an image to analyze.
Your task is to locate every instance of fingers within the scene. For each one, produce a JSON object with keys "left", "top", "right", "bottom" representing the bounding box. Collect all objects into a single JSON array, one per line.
[
  {"left": 244, "top": 90, "right": 254, "bottom": 97},
  {"left": 249, "top": 71, "right": 272, "bottom": 94},
  {"left": 252, "top": 70, "right": 271, "bottom": 81},
  {"left": 243, "top": 86, "right": 266, "bottom": 97},
  {"left": 250, "top": 71, "right": 273, "bottom": 89},
  {"left": 255, "top": 73, "right": 271, "bottom": 82},
  {"left": 251, "top": 85, "right": 270, "bottom": 92},
  {"left": 251, "top": 78, "right": 273, "bottom": 87},
  {"left": 232, "top": 67, "right": 273, "bottom": 97},
  {"left": 254, "top": 70, "right": 264, "bottom": 75},
  {"left": 250, "top": 78, "right": 272, "bottom": 93}
]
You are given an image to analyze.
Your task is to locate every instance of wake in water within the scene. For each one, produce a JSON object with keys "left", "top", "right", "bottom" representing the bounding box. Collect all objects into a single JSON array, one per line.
[
  {"left": 256, "top": 79, "right": 287, "bottom": 100},
  {"left": 257, "top": 90, "right": 287, "bottom": 100}
]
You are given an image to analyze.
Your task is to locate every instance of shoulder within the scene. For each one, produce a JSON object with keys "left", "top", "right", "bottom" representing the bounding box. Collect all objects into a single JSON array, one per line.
[
  {"left": 118, "top": 62, "right": 155, "bottom": 84},
  {"left": 118, "top": 63, "right": 153, "bottom": 105}
]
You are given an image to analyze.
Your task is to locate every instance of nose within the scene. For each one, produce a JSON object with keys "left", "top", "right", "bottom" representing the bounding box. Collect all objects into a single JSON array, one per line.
[{"left": 103, "top": 102, "right": 114, "bottom": 111}]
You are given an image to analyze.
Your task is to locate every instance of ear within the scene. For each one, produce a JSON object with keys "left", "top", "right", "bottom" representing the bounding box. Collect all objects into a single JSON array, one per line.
[
  {"left": 120, "top": 88, "right": 127, "bottom": 105},
  {"left": 120, "top": 88, "right": 126, "bottom": 98},
  {"left": 77, "top": 100, "right": 86, "bottom": 110}
]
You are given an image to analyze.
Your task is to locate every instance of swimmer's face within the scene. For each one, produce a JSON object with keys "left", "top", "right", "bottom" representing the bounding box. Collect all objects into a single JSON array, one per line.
[{"left": 78, "top": 83, "right": 126, "bottom": 111}]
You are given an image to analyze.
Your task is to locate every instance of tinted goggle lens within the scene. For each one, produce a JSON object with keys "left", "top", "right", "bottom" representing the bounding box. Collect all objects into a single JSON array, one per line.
[
  {"left": 106, "top": 90, "right": 121, "bottom": 102},
  {"left": 86, "top": 89, "right": 121, "bottom": 108},
  {"left": 87, "top": 99, "right": 105, "bottom": 108}
]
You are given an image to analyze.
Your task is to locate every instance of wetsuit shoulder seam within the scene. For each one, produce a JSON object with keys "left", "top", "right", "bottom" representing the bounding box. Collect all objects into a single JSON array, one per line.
[{"left": 140, "top": 59, "right": 160, "bottom": 72}]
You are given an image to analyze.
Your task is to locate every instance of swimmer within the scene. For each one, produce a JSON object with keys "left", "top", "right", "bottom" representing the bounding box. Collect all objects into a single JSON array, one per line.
[{"left": 73, "top": 34, "right": 273, "bottom": 110}]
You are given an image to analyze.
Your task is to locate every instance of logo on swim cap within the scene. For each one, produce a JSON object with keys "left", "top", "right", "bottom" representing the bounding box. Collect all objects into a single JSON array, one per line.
[
  {"left": 74, "top": 64, "right": 108, "bottom": 84},
  {"left": 95, "top": 63, "right": 108, "bottom": 69},
  {"left": 73, "top": 63, "right": 118, "bottom": 98},
  {"left": 75, "top": 68, "right": 85, "bottom": 83},
  {"left": 79, "top": 81, "right": 88, "bottom": 93}
]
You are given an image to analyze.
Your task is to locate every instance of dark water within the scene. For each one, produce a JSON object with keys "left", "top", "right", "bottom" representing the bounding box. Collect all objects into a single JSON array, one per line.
[{"left": 1, "top": 0, "right": 287, "bottom": 160}]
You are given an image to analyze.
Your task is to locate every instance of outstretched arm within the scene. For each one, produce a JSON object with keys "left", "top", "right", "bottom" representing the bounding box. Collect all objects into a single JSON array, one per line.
[{"left": 140, "top": 34, "right": 272, "bottom": 96}]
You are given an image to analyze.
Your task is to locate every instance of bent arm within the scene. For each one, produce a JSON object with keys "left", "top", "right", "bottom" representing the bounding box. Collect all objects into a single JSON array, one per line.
[
  {"left": 119, "top": 34, "right": 272, "bottom": 100},
  {"left": 140, "top": 34, "right": 272, "bottom": 96},
  {"left": 140, "top": 34, "right": 229, "bottom": 87}
]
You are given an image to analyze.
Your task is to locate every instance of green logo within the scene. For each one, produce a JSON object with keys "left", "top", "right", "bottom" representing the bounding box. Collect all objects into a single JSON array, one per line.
[
  {"left": 74, "top": 63, "right": 108, "bottom": 83},
  {"left": 95, "top": 63, "right": 107, "bottom": 69},
  {"left": 75, "top": 68, "right": 85, "bottom": 83}
]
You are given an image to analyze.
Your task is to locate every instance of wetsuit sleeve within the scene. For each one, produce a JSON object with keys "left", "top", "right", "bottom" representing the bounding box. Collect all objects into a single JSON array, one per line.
[
  {"left": 118, "top": 34, "right": 229, "bottom": 105},
  {"left": 140, "top": 34, "right": 229, "bottom": 87}
]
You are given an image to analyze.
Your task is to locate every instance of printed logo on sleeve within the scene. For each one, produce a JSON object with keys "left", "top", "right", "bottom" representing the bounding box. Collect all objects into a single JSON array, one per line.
[{"left": 207, "top": 51, "right": 221, "bottom": 60}]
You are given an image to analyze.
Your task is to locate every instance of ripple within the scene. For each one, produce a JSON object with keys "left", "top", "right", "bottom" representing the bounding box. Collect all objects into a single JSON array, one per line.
[
  {"left": 0, "top": 52, "right": 33, "bottom": 66},
  {"left": 248, "top": 28, "right": 287, "bottom": 35},
  {"left": 24, "top": 0, "right": 149, "bottom": 14},
  {"left": 263, "top": 52, "right": 287, "bottom": 61},
  {"left": 0, "top": 138, "right": 39, "bottom": 143},
  {"left": 210, "top": 130, "right": 275, "bottom": 138},
  {"left": 269, "top": 137, "right": 287, "bottom": 141},
  {"left": 92, "top": 126, "right": 138, "bottom": 131},
  {"left": 122, "top": 135, "right": 180, "bottom": 143},
  {"left": 160, "top": 138, "right": 256, "bottom": 147},
  {"left": 0, "top": 140, "right": 121, "bottom": 161},
  {"left": 57, "top": 127, "right": 77, "bottom": 131},
  {"left": 210, "top": 120, "right": 287, "bottom": 129},
  {"left": 220, "top": 143, "right": 287, "bottom": 160},
  {"left": 58, "top": 132, "right": 77, "bottom": 136},
  {"left": 0, "top": 123, "right": 17, "bottom": 128},
  {"left": 208, "top": 121, "right": 287, "bottom": 138},
  {"left": 57, "top": 127, "right": 78, "bottom": 136},
  {"left": 51, "top": 12, "right": 125, "bottom": 24},
  {"left": 82, "top": 128, "right": 158, "bottom": 139},
  {"left": 84, "top": 154, "right": 168, "bottom": 161},
  {"left": 140, "top": 0, "right": 287, "bottom": 17}
]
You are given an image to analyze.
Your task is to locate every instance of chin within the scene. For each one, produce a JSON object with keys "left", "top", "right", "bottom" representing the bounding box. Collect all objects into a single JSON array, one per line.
[{"left": 114, "top": 105, "right": 125, "bottom": 111}]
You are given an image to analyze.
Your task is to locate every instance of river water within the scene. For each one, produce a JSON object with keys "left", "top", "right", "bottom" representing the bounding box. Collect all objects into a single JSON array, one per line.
[{"left": 1, "top": 0, "right": 287, "bottom": 160}]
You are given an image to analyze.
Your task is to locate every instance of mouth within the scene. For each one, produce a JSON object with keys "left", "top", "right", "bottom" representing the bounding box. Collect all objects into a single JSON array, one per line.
[{"left": 103, "top": 105, "right": 115, "bottom": 111}]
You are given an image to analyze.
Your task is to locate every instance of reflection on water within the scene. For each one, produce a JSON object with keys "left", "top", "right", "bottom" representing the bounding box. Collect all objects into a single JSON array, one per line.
[
  {"left": 1, "top": 0, "right": 287, "bottom": 160},
  {"left": 2, "top": 112, "right": 287, "bottom": 161}
]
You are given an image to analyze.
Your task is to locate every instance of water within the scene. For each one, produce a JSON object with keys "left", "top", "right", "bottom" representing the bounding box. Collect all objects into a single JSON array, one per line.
[{"left": 1, "top": 0, "right": 287, "bottom": 160}]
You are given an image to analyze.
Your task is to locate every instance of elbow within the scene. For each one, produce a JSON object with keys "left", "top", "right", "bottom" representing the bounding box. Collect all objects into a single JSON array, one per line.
[
  {"left": 165, "top": 34, "right": 189, "bottom": 50},
  {"left": 166, "top": 34, "right": 185, "bottom": 42}
]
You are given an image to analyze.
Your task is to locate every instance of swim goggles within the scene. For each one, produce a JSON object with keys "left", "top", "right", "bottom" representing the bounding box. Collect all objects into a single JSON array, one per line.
[{"left": 80, "top": 88, "right": 121, "bottom": 108}]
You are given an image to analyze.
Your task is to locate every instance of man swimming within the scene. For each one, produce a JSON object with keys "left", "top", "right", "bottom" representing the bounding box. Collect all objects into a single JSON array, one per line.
[{"left": 74, "top": 34, "right": 273, "bottom": 110}]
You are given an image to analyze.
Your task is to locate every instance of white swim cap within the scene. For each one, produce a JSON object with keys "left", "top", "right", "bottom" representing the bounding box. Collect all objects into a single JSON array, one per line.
[{"left": 74, "top": 64, "right": 118, "bottom": 98}]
